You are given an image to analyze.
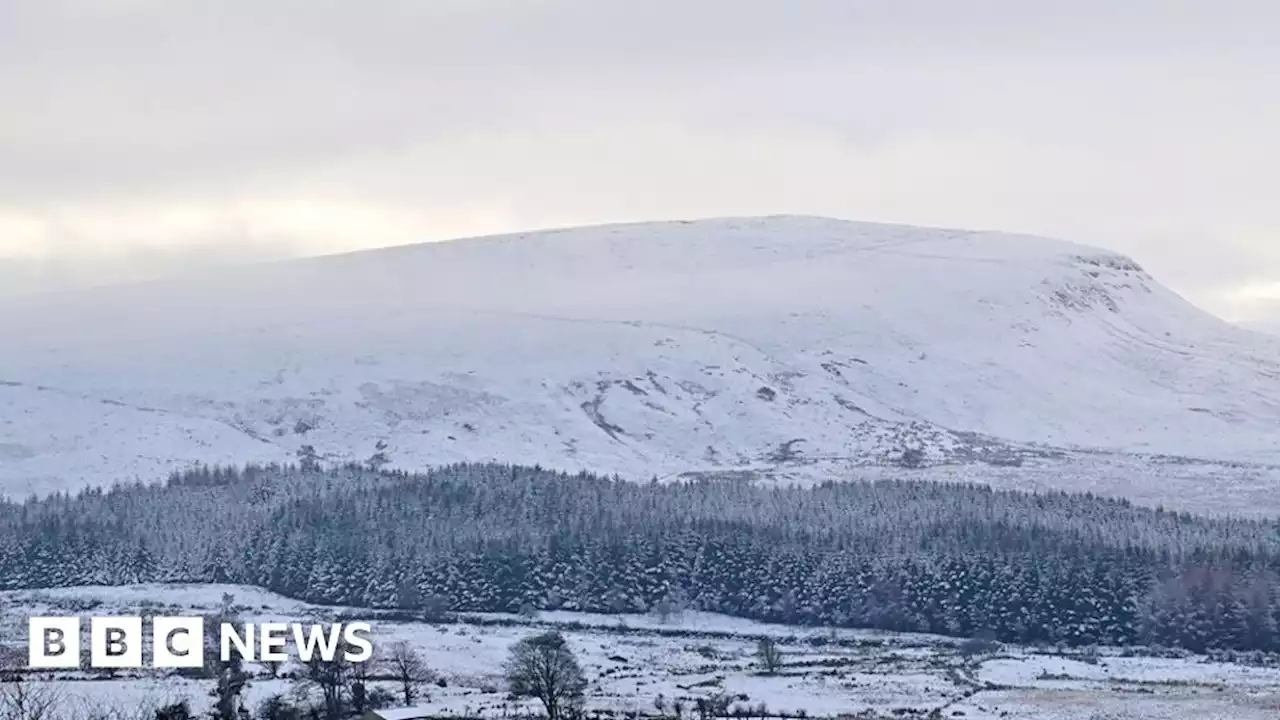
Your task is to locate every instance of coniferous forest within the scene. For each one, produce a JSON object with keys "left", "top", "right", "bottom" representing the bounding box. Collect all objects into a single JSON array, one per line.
[{"left": 3, "top": 463, "right": 1280, "bottom": 654}]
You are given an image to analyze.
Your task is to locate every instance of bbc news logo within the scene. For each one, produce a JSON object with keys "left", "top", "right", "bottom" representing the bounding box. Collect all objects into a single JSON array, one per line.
[{"left": 28, "top": 617, "right": 373, "bottom": 669}]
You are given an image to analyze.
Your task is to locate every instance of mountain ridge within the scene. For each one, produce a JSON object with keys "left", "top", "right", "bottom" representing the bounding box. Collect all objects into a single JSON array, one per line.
[{"left": 2, "top": 215, "right": 1277, "bottom": 513}]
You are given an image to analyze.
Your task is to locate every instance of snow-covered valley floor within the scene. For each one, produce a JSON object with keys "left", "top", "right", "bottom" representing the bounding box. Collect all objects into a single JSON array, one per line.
[{"left": 2, "top": 583, "right": 1278, "bottom": 719}]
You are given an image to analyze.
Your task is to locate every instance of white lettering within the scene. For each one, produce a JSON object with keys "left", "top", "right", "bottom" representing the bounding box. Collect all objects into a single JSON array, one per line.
[
  {"left": 220, "top": 623, "right": 254, "bottom": 662},
  {"left": 258, "top": 622, "right": 289, "bottom": 662},
  {"left": 292, "top": 623, "right": 343, "bottom": 662},
  {"left": 342, "top": 623, "right": 373, "bottom": 662}
]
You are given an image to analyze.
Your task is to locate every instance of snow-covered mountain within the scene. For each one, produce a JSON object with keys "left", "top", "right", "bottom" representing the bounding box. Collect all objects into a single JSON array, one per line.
[
  {"left": 1248, "top": 317, "right": 1280, "bottom": 335},
  {"left": 2, "top": 216, "right": 1278, "bottom": 509}
]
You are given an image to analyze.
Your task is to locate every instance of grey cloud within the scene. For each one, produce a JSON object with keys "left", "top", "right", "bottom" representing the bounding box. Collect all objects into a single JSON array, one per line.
[
  {"left": 2, "top": 0, "right": 1279, "bottom": 317},
  {"left": 1253, "top": 307, "right": 1280, "bottom": 332},
  {"left": 0, "top": 238, "right": 304, "bottom": 297}
]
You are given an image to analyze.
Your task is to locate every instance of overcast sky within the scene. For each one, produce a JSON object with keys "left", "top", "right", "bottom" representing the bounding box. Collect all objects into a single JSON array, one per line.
[{"left": 2, "top": 0, "right": 1278, "bottom": 323}]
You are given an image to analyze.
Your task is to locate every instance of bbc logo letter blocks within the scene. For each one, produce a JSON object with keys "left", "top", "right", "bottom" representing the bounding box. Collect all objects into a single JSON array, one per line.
[
  {"left": 28, "top": 616, "right": 205, "bottom": 670},
  {"left": 27, "top": 615, "right": 370, "bottom": 669}
]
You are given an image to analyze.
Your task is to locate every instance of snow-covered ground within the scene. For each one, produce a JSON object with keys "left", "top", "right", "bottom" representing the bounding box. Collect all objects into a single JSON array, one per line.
[
  {"left": 1245, "top": 314, "right": 1279, "bottom": 335},
  {"left": 2, "top": 216, "right": 1279, "bottom": 513},
  {"left": 2, "top": 583, "right": 1278, "bottom": 719}
]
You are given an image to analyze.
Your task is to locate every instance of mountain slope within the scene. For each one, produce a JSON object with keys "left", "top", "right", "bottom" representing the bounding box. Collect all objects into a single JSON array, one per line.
[
  {"left": 1248, "top": 317, "right": 1280, "bottom": 335},
  {"left": 2, "top": 216, "right": 1278, "bottom": 509}
]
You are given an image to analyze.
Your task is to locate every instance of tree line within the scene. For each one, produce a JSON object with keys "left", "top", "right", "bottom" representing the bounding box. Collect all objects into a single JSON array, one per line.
[{"left": 2, "top": 462, "right": 1280, "bottom": 654}]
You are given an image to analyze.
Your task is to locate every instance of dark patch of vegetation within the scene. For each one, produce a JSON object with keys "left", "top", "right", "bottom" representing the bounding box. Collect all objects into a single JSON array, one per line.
[{"left": 1, "top": 463, "right": 1279, "bottom": 654}]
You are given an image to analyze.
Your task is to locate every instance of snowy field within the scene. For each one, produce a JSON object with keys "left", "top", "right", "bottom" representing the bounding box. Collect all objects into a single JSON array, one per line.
[{"left": 3, "top": 583, "right": 1279, "bottom": 719}]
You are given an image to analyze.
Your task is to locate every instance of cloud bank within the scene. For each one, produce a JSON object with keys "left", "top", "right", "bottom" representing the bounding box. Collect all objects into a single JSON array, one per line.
[{"left": 2, "top": 0, "right": 1278, "bottom": 322}]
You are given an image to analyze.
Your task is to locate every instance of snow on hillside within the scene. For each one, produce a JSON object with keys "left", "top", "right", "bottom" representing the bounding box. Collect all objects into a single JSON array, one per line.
[
  {"left": 1, "top": 216, "right": 1278, "bottom": 511},
  {"left": 1248, "top": 317, "right": 1280, "bottom": 335},
  {"left": 3, "top": 583, "right": 1279, "bottom": 719}
]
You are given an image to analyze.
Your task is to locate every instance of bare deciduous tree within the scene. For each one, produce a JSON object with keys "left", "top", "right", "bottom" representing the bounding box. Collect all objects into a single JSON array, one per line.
[
  {"left": 346, "top": 644, "right": 379, "bottom": 717},
  {"left": 261, "top": 656, "right": 285, "bottom": 680},
  {"left": 207, "top": 599, "right": 250, "bottom": 720},
  {"left": 504, "top": 631, "right": 587, "bottom": 720},
  {"left": 384, "top": 641, "right": 433, "bottom": 707},
  {"left": 296, "top": 653, "right": 350, "bottom": 720},
  {"left": 754, "top": 637, "right": 783, "bottom": 674},
  {"left": 694, "top": 694, "right": 731, "bottom": 720},
  {"left": 0, "top": 676, "right": 64, "bottom": 720}
]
